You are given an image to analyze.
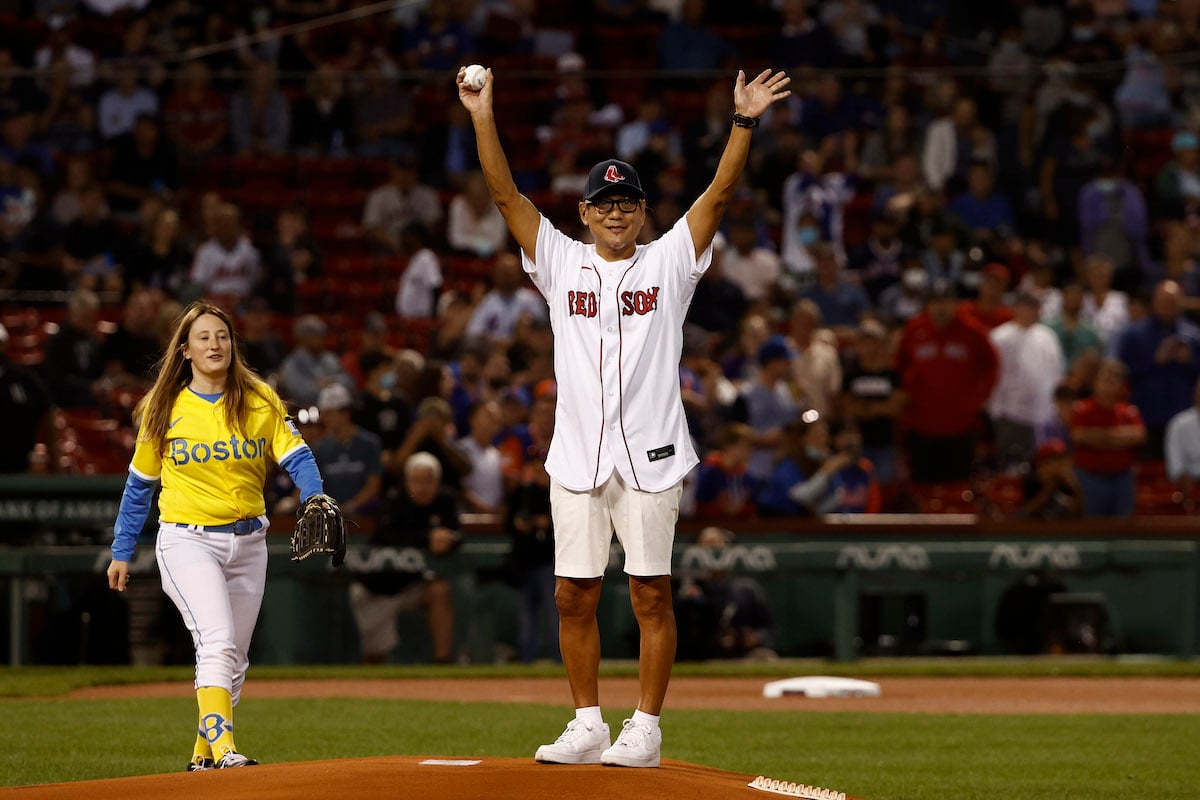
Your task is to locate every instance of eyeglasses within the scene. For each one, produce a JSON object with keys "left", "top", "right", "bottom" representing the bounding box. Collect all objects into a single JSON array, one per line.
[{"left": 587, "top": 197, "right": 641, "bottom": 214}]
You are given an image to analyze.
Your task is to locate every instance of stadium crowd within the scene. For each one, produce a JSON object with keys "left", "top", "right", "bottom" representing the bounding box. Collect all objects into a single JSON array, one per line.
[{"left": 4, "top": 0, "right": 1200, "bottom": 529}]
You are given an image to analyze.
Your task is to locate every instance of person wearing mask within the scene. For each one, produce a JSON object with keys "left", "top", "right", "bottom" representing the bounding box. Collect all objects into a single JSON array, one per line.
[{"left": 355, "top": 350, "right": 413, "bottom": 476}]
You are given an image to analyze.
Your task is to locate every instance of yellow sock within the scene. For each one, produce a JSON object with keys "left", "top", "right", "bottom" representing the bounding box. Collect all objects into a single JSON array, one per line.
[
  {"left": 196, "top": 686, "right": 238, "bottom": 758},
  {"left": 191, "top": 708, "right": 213, "bottom": 764}
]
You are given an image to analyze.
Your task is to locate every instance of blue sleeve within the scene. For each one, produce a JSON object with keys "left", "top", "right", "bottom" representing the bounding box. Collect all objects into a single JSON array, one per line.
[
  {"left": 280, "top": 446, "right": 325, "bottom": 501},
  {"left": 112, "top": 472, "right": 157, "bottom": 561}
]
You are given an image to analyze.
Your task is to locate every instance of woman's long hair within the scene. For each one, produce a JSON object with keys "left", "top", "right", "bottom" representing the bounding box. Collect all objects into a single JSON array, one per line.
[{"left": 135, "top": 301, "right": 273, "bottom": 450}]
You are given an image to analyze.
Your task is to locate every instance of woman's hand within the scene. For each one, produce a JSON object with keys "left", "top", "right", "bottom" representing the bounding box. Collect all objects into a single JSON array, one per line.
[{"left": 107, "top": 560, "right": 130, "bottom": 592}]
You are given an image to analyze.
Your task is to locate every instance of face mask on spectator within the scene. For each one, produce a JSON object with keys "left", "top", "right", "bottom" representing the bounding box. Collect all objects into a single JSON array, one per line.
[
  {"left": 902, "top": 270, "right": 928, "bottom": 292},
  {"left": 798, "top": 226, "right": 820, "bottom": 246}
]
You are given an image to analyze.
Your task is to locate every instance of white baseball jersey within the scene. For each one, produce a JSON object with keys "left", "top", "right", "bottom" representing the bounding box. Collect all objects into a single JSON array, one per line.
[{"left": 522, "top": 213, "right": 713, "bottom": 493}]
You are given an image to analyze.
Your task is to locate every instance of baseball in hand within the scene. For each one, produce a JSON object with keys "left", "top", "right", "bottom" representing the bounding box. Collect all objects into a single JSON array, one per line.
[{"left": 464, "top": 64, "right": 487, "bottom": 90}]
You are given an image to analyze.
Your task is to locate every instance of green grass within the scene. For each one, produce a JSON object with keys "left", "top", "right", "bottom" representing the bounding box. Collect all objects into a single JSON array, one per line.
[
  {"left": 5, "top": 696, "right": 1199, "bottom": 799},
  {"left": 6, "top": 661, "right": 1200, "bottom": 798}
]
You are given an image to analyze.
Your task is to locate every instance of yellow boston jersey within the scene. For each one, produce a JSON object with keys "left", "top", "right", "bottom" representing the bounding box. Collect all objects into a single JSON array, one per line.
[{"left": 130, "top": 386, "right": 306, "bottom": 526}]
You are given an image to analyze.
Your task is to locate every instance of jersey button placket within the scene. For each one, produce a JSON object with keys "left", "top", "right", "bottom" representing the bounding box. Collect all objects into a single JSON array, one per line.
[{"left": 598, "top": 277, "right": 622, "bottom": 438}]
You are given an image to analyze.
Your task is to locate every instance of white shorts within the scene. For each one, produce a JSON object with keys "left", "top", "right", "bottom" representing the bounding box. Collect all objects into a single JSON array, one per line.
[{"left": 550, "top": 472, "right": 682, "bottom": 579}]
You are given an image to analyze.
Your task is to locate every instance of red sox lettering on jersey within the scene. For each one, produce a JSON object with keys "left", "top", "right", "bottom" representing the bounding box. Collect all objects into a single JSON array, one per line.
[
  {"left": 569, "top": 288, "right": 660, "bottom": 317},
  {"left": 523, "top": 214, "right": 714, "bottom": 493}
]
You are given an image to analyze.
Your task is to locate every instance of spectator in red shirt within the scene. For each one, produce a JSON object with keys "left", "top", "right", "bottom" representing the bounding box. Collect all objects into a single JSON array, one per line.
[
  {"left": 895, "top": 278, "right": 999, "bottom": 482},
  {"left": 959, "top": 262, "right": 1015, "bottom": 331},
  {"left": 163, "top": 61, "right": 228, "bottom": 159},
  {"left": 1070, "top": 358, "right": 1146, "bottom": 517}
]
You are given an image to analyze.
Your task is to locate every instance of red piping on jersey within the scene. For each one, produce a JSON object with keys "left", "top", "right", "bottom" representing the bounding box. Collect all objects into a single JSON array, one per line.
[
  {"left": 581, "top": 265, "right": 605, "bottom": 488},
  {"left": 614, "top": 261, "right": 643, "bottom": 491}
]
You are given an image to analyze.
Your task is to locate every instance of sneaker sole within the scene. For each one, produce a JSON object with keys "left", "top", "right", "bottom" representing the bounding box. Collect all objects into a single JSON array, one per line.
[
  {"left": 534, "top": 746, "right": 605, "bottom": 765},
  {"left": 600, "top": 752, "right": 661, "bottom": 768}
]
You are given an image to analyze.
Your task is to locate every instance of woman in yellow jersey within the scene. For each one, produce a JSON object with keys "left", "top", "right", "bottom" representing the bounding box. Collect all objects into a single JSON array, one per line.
[{"left": 106, "top": 301, "right": 336, "bottom": 771}]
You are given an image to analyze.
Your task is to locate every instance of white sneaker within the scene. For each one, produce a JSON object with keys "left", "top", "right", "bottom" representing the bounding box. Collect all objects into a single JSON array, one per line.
[
  {"left": 214, "top": 751, "right": 259, "bottom": 768},
  {"left": 534, "top": 718, "right": 611, "bottom": 764},
  {"left": 600, "top": 718, "right": 661, "bottom": 768}
]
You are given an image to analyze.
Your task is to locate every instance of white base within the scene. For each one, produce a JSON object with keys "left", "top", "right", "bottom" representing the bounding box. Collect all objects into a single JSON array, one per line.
[{"left": 762, "top": 676, "right": 882, "bottom": 699}]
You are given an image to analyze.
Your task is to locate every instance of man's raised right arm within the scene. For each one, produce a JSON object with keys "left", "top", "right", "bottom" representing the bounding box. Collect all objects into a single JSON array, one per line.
[{"left": 456, "top": 66, "right": 542, "bottom": 262}]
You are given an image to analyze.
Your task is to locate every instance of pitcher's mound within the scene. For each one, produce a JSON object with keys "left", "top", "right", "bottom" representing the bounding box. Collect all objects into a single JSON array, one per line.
[{"left": 4, "top": 756, "right": 868, "bottom": 800}]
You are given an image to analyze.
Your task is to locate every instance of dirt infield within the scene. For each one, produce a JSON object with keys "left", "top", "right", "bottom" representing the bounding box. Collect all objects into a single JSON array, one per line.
[
  {"left": 3, "top": 756, "right": 867, "bottom": 800},
  {"left": 71, "top": 675, "right": 1200, "bottom": 714}
]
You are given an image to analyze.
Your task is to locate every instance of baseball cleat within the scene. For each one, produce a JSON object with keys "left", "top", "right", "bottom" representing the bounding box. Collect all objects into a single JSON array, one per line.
[
  {"left": 215, "top": 751, "right": 259, "bottom": 768},
  {"left": 186, "top": 757, "right": 214, "bottom": 772},
  {"left": 534, "top": 718, "right": 611, "bottom": 764},
  {"left": 600, "top": 718, "right": 661, "bottom": 768}
]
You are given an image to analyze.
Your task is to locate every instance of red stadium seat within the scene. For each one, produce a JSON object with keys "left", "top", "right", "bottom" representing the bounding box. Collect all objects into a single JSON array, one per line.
[
  {"left": 912, "top": 481, "right": 980, "bottom": 514},
  {"left": 325, "top": 254, "right": 379, "bottom": 278}
]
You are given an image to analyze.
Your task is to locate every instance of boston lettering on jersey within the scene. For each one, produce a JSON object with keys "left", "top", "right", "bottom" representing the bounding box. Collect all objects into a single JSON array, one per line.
[{"left": 169, "top": 435, "right": 269, "bottom": 465}]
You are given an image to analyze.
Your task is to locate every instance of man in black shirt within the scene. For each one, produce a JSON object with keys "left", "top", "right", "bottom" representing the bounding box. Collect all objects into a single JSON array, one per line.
[
  {"left": 348, "top": 451, "right": 460, "bottom": 664},
  {"left": 100, "top": 288, "right": 159, "bottom": 391},
  {"left": 355, "top": 350, "right": 413, "bottom": 476},
  {"left": 107, "top": 115, "right": 179, "bottom": 219},
  {"left": 0, "top": 323, "right": 57, "bottom": 473},
  {"left": 839, "top": 319, "right": 903, "bottom": 484},
  {"left": 42, "top": 288, "right": 105, "bottom": 408}
]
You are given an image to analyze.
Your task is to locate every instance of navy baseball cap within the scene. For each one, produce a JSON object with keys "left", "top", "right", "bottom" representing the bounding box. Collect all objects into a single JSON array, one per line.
[
  {"left": 757, "top": 335, "right": 792, "bottom": 366},
  {"left": 583, "top": 159, "right": 645, "bottom": 202}
]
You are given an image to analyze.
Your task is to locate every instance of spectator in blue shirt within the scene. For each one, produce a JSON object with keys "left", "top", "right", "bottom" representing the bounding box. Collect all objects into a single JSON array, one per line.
[
  {"left": 758, "top": 417, "right": 881, "bottom": 516},
  {"left": 658, "top": 0, "right": 737, "bottom": 71},
  {"left": 799, "top": 75, "right": 856, "bottom": 143},
  {"left": 772, "top": 0, "right": 840, "bottom": 69},
  {"left": 312, "top": 383, "right": 383, "bottom": 518},
  {"left": 1114, "top": 279, "right": 1200, "bottom": 459},
  {"left": 799, "top": 243, "right": 871, "bottom": 331},
  {"left": 949, "top": 159, "right": 1014, "bottom": 240}
]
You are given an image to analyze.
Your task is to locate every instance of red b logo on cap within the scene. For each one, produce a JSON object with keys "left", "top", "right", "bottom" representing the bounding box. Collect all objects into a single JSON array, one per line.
[{"left": 604, "top": 165, "right": 625, "bottom": 183}]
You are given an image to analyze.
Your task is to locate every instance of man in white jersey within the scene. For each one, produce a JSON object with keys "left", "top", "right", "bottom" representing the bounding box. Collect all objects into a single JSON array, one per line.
[{"left": 458, "top": 65, "right": 790, "bottom": 768}]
